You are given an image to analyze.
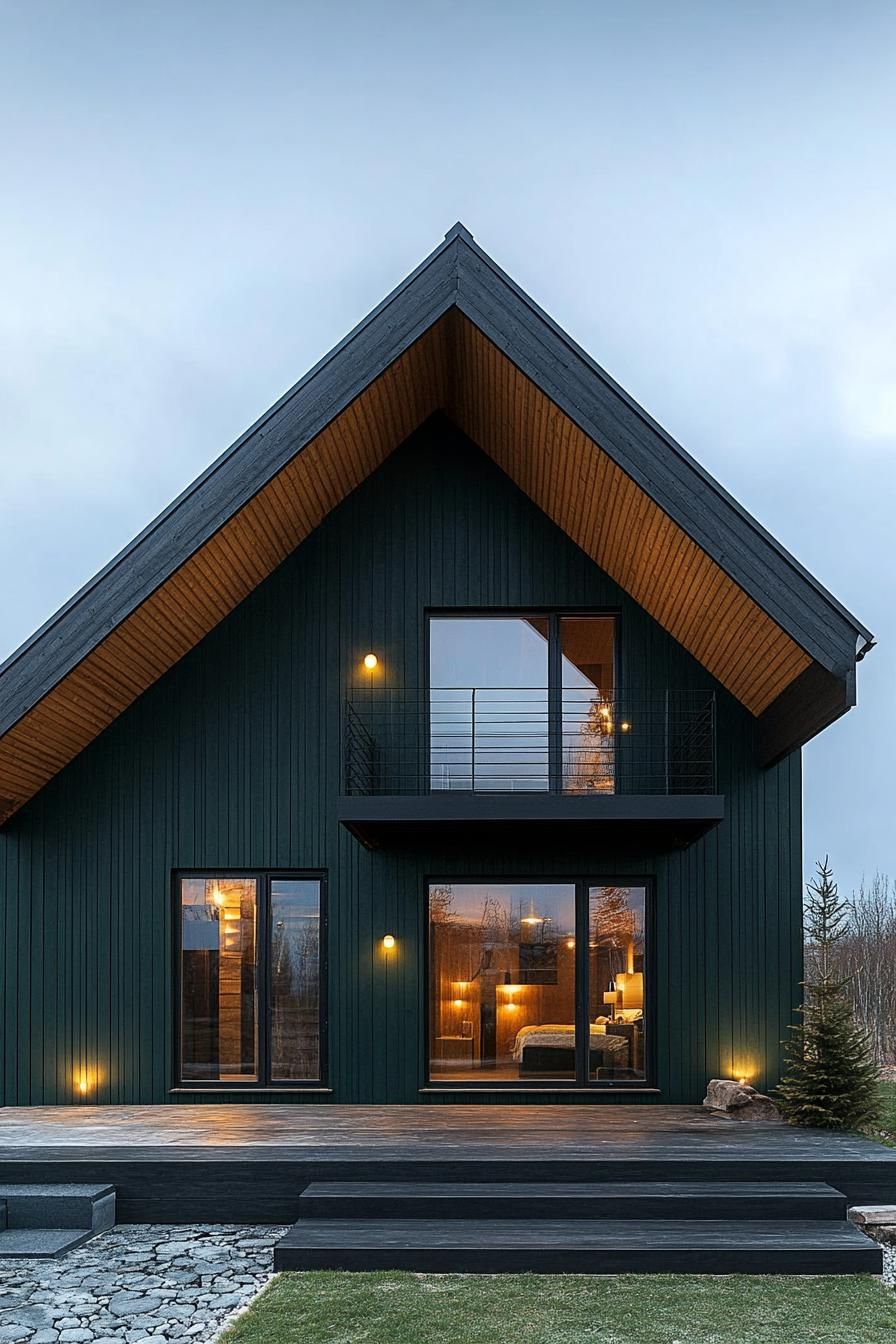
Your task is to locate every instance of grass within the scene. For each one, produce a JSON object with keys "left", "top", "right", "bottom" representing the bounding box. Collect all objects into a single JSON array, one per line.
[
  {"left": 877, "top": 1081, "right": 896, "bottom": 1142},
  {"left": 221, "top": 1270, "right": 896, "bottom": 1344}
]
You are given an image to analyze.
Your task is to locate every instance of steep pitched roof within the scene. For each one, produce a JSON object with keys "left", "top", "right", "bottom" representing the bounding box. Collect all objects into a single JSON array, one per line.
[{"left": 0, "top": 223, "right": 874, "bottom": 823}]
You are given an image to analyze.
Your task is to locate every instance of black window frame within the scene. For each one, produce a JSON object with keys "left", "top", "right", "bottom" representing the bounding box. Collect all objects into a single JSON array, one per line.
[
  {"left": 173, "top": 868, "right": 328, "bottom": 1091},
  {"left": 423, "top": 873, "right": 654, "bottom": 1091},
  {"left": 425, "top": 608, "right": 621, "bottom": 795}
]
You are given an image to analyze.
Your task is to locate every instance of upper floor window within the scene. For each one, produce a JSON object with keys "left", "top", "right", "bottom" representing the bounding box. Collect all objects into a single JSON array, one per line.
[
  {"left": 177, "top": 872, "right": 325, "bottom": 1087},
  {"left": 428, "top": 612, "right": 616, "bottom": 793}
]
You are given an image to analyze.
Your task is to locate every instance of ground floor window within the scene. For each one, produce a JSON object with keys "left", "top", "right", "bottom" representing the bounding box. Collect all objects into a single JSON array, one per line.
[
  {"left": 428, "top": 880, "right": 647, "bottom": 1085},
  {"left": 178, "top": 872, "right": 325, "bottom": 1086}
]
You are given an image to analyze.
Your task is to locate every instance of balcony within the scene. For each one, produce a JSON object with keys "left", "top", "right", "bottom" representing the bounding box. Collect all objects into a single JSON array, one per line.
[{"left": 338, "top": 689, "right": 723, "bottom": 849}]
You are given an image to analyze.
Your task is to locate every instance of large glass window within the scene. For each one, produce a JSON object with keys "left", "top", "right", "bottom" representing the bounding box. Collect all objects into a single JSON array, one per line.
[
  {"left": 428, "top": 880, "right": 647, "bottom": 1086},
  {"left": 178, "top": 872, "right": 324, "bottom": 1086},
  {"left": 429, "top": 613, "right": 615, "bottom": 793},
  {"left": 561, "top": 616, "right": 616, "bottom": 792},
  {"left": 430, "top": 616, "right": 549, "bottom": 792},
  {"left": 588, "top": 885, "right": 646, "bottom": 1082}
]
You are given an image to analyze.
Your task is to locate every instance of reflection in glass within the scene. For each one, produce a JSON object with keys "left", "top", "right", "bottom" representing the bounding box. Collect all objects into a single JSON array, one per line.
[
  {"left": 429, "top": 883, "right": 576, "bottom": 1081},
  {"left": 561, "top": 616, "right": 616, "bottom": 793},
  {"left": 270, "top": 880, "right": 322, "bottom": 1081},
  {"left": 429, "top": 616, "right": 549, "bottom": 791},
  {"left": 180, "top": 876, "right": 258, "bottom": 1082},
  {"left": 588, "top": 885, "right": 646, "bottom": 1080}
]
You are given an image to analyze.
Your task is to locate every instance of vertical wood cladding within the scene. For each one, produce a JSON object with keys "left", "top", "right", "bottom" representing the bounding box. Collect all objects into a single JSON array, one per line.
[{"left": 0, "top": 417, "right": 802, "bottom": 1106}]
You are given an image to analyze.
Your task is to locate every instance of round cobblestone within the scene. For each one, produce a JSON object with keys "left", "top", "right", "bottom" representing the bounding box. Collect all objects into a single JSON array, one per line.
[{"left": 0, "top": 1225, "right": 283, "bottom": 1343}]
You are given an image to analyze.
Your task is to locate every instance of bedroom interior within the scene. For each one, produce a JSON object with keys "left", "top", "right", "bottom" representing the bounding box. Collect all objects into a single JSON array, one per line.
[{"left": 429, "top": 881, "right": 647, "bottom": 1084}]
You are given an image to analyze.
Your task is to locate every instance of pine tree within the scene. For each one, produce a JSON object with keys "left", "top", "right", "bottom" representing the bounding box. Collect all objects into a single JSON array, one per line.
[{"left": 778, "top": 857, "right": 880, "bottom": 1130}]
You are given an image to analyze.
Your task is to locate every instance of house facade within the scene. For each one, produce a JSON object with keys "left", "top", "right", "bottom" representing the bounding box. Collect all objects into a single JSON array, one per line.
[{"left": 0, "top": 226, "right": 873, "bottom": 1107}]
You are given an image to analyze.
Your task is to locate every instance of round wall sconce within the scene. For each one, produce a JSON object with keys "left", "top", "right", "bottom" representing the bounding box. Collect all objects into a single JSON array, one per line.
[
  {"left": 363, "top": 653, "right": 378, "bottom": 670},
  {"left": 382, "top": 934, "right": 396, "bottom": 950},
  {"left": 621, "top": 721, "right": 631, "bottom": 732}
]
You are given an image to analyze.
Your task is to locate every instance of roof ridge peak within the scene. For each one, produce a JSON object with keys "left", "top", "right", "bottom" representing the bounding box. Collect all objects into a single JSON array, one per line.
[{"left": 444, "top": 221, "right": 475, "bottom": 245}]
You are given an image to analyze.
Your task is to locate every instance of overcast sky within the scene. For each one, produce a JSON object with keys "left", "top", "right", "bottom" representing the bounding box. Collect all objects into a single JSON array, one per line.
[{"left": 1, "top": 1, "right": 893, "bottom": 897}]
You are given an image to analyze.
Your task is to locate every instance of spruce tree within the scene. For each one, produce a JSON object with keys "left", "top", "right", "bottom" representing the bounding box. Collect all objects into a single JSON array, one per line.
[{"left": 778, "top": 857, "right": 880, "bottom": 1130}]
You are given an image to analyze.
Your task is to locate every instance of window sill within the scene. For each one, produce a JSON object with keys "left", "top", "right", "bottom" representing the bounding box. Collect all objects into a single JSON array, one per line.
[
  {"left": 169, "top": 1086, "right": 333, "bottom": 1095},
  {"left": 419, "top": 1086, "right": 661, "bottom": 1095}
]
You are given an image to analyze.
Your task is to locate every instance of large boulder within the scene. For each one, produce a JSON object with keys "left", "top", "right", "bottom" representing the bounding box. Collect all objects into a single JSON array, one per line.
[{"left": 703, "top": 1078, "right": 780, "bottom": 1121}]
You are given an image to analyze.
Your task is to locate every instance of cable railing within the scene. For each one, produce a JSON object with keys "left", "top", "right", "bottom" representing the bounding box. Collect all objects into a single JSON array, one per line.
[{"left": 344, "top": 688, "right": 716, "bottom": 796}]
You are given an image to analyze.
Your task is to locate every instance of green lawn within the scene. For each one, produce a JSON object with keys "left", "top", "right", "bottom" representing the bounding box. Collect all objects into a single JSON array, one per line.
[
  {"left": 221, "top": 1271, "right": 895, "bottom": 1344},
  {"left": 878, "top": 1081, "right": 896, "bottom": 1141}
]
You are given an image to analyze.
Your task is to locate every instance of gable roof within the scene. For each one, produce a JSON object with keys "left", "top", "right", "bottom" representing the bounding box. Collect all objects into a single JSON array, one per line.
[{"left": 0, "top": 223, "right": 874, "bottom": 824}]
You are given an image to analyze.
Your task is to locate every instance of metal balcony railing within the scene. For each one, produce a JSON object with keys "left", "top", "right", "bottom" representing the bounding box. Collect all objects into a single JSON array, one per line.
[{"left": 344, "top": 689, "right": 717, "bottom": 797}]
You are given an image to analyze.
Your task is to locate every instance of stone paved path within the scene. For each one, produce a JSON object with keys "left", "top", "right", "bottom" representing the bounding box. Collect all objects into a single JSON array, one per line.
[{"left": 0, "top": 1225, "right": 284, "bottom": 1343}]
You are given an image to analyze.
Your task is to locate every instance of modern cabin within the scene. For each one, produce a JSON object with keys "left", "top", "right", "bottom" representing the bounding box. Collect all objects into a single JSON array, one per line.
[{"left": 0, "top": 224, "right": 874, "bottom": 1109}]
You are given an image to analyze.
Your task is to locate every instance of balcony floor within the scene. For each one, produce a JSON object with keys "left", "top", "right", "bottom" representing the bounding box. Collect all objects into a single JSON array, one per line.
[{"left": 337, "top": 791, "right": 725, "bottom": 849}]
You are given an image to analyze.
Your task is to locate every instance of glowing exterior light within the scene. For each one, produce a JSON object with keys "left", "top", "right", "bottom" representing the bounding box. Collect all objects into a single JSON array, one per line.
[
  {"left": 382, "top": 934, "right": 395, "bottom": 950},
  {"left": 363, "top": 653, "right": 378, "bottom": 670},
  {"left": 621, "top": 722, "right": 631, "bottom": 732}
]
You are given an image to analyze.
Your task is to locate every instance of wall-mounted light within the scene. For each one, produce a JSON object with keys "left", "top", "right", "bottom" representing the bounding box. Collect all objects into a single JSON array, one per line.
[
  {"left": 565, "top": 937, "right": 576, "bottom": 950},
  {"left": 382, "top": 934, "right": 396, "bottom": 950},
  {"left": 621, "top": 721, "right": 631, "bottom": 732},
  {"left": 363, "top": 653, "right": 378, "bottom": 670},
  {"left": 75, "top": 1070, "right": 95, "bottom": 1097}
]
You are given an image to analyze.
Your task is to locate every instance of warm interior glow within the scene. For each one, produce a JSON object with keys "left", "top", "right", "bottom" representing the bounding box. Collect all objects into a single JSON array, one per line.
[
  {"left": 363, "top": 653, "right": 378, "bottom": 669},
  {"left": 428, "top": 882, "right": 646, "bottom": 1085},
  {"left": 382, "top": 934, "right": 396, "bottom": 950}
]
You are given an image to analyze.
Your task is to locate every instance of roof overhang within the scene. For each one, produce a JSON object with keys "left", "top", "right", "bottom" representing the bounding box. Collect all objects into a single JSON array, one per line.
[{"left": 0, "top": 224, "right": 874, "bottom": 824}]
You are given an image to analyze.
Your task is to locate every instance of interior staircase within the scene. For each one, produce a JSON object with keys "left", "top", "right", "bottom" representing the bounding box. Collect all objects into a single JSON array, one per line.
[
  {"left": 0, "top": 1183, "right": 115, "bottom": 1258},
  {"left": 274, "top": 1179, "right": 882, "bottom": 1274}
]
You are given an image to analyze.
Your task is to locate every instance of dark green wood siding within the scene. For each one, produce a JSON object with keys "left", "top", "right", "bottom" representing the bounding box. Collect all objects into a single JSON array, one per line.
[{"left": 0, "top": 416, "right": 802, "bottom": 1106}]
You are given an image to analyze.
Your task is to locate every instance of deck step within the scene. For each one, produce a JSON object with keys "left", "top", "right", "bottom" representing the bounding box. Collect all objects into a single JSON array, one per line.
[
  {"left": 0, "top": 1185, "right": 115, "bottom": 1258},
  {"left": 299, "top": 1180, "right": 847, "bottom": 1222},
  {"left": 275, "top": 1217, "right": 882, "bottom": 1274},
  {"left": 0, "top": 1227, "right": 101, "bottom": 1259}
]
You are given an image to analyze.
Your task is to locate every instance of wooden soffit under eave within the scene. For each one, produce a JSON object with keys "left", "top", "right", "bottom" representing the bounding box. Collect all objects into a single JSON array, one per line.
[
  {"left": 0, "top": 318, "right": 452, "bottom": 821},
  {"left": 0, "top": 308, "right": 812, "bottom": 824},
  {"left": 447, "top": 315, "right": 812, "bottom": 715}
]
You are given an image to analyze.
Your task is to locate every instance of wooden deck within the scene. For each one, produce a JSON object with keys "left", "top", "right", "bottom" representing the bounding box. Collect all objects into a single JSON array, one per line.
[{"left": 0, "top": 1105, "right": 893, "bottom": 1223}]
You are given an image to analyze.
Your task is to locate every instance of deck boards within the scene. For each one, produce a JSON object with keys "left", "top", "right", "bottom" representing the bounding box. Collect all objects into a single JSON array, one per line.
[
  {"left": 1, "top": 1106, "right": 893, "bottom": 1223},
  {"left": 0, "top": 1104, "right": 891, "bottom": 1160}
]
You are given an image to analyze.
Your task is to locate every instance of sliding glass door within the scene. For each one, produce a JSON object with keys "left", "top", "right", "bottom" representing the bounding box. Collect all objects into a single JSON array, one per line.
[
  {"left": 429, "top": 616, "right": 550, "bottom": 792},
  {"left": 428, "top": 612, "right": 616, "bottom": 794},
  {"left": 428, "top": 880, "right": 647, "bottom": 1086}
]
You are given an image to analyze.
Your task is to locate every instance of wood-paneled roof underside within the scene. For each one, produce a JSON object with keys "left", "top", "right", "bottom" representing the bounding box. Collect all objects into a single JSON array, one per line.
[{"left": 0, "top": 228, "right": 873, "bottom": 823}]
